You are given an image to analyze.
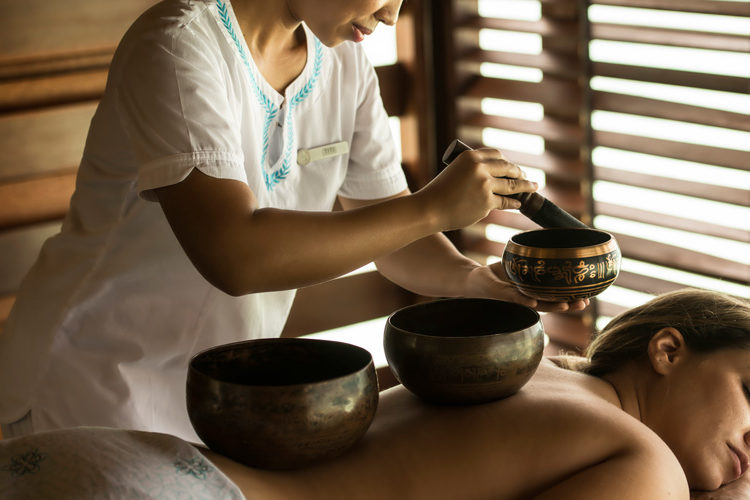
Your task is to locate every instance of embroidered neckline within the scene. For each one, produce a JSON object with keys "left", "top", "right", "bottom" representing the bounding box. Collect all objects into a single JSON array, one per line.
[{"left": 216, "top": 0, "right": 323, "bottom": 191}]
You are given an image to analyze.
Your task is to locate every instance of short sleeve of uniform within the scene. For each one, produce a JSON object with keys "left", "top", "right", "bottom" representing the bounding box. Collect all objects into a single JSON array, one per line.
[
  {"left": 115, "top": 13, "right": 247, "bottom": 201},
  {"left": 338, "top": 47, "right": 408, "bottom": 200}
]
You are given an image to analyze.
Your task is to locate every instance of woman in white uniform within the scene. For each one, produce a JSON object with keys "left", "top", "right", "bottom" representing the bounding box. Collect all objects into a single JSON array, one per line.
[{"left": 0, "top": 0, "right": 586, "bottom": 442}]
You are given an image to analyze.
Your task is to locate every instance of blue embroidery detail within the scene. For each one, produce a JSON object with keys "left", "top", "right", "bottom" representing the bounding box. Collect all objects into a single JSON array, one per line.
[
  {"left": 174, "top": 457, "right": 211, "bottom": 480},
  {"left": 1, "top": 448, "right": 47, "bottom": 477},
  {"left": 216, "top": 0, "right": 323, "bottom": 190}
]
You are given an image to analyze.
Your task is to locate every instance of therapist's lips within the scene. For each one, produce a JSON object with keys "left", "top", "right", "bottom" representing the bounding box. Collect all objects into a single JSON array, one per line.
[
  {"left": 728, "top": 443, "right": 749, "bottom": 481},
  {"left": 352, "top": 23, "right": 372, "bottom": 43}
]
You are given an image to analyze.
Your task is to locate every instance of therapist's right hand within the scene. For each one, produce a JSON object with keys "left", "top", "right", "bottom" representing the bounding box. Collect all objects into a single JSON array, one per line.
[{"left": 416, "top": 147, "right": 538, "bottom": 232}]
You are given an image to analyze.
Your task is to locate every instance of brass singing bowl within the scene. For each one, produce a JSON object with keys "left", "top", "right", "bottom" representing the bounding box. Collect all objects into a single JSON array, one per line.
[
  {"left": 503, "top": 228, "right": 621, "bottom": 302},
  {"left": 384, "top": 298, "right": 545, "bottom": 405},
  {"left": 187, "top": 338, "right": 378, "bottom": 470}
]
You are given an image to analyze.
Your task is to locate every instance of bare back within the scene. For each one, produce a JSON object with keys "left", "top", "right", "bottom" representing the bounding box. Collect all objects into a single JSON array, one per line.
[{"left": 201, "top": 360, "right": 689, "bottom": 499}]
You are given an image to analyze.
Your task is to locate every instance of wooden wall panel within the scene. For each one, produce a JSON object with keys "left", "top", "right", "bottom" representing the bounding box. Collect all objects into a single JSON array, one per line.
[{"left": 0, "top": 1, "right": 156, "bottom": 67}]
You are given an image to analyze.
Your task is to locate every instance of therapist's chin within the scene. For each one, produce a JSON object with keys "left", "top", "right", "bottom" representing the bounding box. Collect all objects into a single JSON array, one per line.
[
  {"left": 318, "top": 27, "right": 362, "bottom": 48},
  {"left": 308, "top": 30, "right": 343, "bottom": 48}
]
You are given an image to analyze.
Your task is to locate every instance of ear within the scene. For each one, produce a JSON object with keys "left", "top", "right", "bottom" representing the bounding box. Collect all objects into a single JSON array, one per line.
[{"left": 647, "top": 327, "right": 687, "bottom": 375}]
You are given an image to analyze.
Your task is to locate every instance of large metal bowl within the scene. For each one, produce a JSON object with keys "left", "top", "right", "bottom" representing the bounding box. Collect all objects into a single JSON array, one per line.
[
  {"left": 383, "top": 298, "right": 544, "bottom": 405},
  {"left": 503, "top": 228, "right": 621, "bottom": 302},
  {"left": 187, "top": 338, "right": 378, "bottom": 470}
]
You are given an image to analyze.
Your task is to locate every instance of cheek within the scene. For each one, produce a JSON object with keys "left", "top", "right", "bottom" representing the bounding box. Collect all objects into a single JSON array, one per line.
[
  {"left": 659, "top": 422, "right": 724, "bottom": 490},
  {"left": 659, "top": 384, "right": 738, "bottom": 489}
]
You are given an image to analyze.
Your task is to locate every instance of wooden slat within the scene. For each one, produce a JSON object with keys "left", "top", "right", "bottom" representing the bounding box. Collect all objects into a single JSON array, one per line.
[
  {"left": 507, "top": 151, "right": 585, "bottom": 181},
  {"left": 459, "top": 16, "right": 578, "bottom": 38},
  {"left": 0, "top": 0, "right": 156, "bottom": 66},
  {"left": 591, "top": 24, "right": 750, "bottom": 53},
  {"left": 595, "top": 201, "right": 750, "bottom": 243},
  {"left": 614, "top": 270, "right": 750, "bottom": 301},
  {"left": 612, "top": 232, "right": 750, "bottom": 283},
  {"left": 595, "top": 167, "right": 750, "bottom": 208},
  {"left": 593, "top": 91, "right": 750, "bottom": 133},
  {"left": 455, "top": 0, "right": 583, "bottom": 17},
  {"left": 594, "top": 130, "right": 750, "bottom": 172},
  {"left": 0, "top": 102, "right": 95, "bottom": 181},
  {"left": 0, "top": 222, "right": 61, "bottom": 296},
  {"left": 0, "top": 172, "right": 77, "bottom": 230},
  {"left": 613, "top": 270, "right": 701, "bottom": 296},
  {"left": 461, "top": 112, "right": 583, "bottom": 145},
  {"left": 461, "top": 48, "right": 582, "bottom": 79},
  {"left": 0, "top": 69, "right": 108, "bottom": 113},
  {"left": 593, "top": 62, "right": 749, "bottom": 94},
  {"left": 596, "top": 299, "right": 629, "bottom": 319},
  {"left": 0, "top": 50, "right": 113, "bottom": 80},
  {"left": 281, "top": 271, "right": 413, "bottom": 338},
  {"left": 450, "top": 135, "right": 586, "bottom": 180},
  {"left": 590, "top": 0, "right": 750, "bottom": 17},
  {"left": 465, "top": 76, "right": 581, "bottom": 117}
]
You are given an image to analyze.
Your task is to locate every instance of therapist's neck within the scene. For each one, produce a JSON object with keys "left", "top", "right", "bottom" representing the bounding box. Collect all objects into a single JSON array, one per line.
[{"left": 230, "top": 0, "right": 304, "bottom": 57}]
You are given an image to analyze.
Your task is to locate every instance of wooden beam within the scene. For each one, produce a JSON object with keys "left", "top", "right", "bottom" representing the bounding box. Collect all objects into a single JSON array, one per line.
[{"left": 0, "top": 69, "right": 107, "bottom": 112}]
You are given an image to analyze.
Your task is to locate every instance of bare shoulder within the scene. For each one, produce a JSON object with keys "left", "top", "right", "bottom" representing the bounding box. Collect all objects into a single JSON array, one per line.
[{"left": 521, "top": 360, "right": 688, "bottom": 497}]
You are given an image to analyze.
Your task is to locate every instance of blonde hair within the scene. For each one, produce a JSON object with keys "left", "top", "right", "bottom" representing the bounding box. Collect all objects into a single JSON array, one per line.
[{"left": 571, "top": 289, "right": 750, "bottom": 376}]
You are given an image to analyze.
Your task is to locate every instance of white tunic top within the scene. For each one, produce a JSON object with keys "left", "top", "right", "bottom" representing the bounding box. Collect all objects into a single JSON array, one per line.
[{"left": 0, "top": 0, "right": 406, "bottom": 442}]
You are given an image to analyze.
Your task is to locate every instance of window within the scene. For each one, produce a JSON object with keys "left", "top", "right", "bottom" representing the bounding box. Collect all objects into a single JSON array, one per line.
[{"left": 437, "top": 0, "right": 750, "bottom": 351}]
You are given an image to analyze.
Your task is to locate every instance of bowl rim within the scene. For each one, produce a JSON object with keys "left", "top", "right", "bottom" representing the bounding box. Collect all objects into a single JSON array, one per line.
[
  {"left": 505, "top": 228, "right": 619, "bottom": 259},
  {"left": 188, "top": 337, "right": 375, "bottom": 389},
  {"left": 385, "top": 297, "right": 542, "bottom": 340}
]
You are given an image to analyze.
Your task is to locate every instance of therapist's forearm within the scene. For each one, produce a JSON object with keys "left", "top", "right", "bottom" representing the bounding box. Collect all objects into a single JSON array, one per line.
[
  {"left": 224, "top": 200, "right": 440, "bottom": 294},
  {"left": 374, "top": 232, "right": 481, "bottom": 298}
]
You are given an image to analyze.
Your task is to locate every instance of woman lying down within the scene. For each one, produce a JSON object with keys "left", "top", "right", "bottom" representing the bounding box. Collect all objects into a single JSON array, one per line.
[{"left": 1, "top": 288, "right": 748, "bottom": 499}]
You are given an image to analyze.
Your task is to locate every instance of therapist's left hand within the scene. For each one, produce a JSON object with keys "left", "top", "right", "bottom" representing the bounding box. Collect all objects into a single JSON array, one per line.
[{"left": 464, "top": 261, "right": 589, "bottom": 313}]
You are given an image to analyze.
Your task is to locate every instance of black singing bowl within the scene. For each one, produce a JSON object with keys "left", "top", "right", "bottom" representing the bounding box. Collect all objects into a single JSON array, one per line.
[
  {"left": 503, "top": 228, "right": 621, "bottom": 302},
  {"left": 384, "top": 298, "right": 545, "bottom": 405},
  {"left": 187, "top": 338, "right": 378, "bottom": 470}
]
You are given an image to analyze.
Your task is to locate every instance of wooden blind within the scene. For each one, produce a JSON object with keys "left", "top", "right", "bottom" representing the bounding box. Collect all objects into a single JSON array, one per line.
[
  {"left": 438, "top": 0, "right": 749, "bottom": 351},
  {"left": 587, "top": 0, "right": 750, "bottom": 323}
]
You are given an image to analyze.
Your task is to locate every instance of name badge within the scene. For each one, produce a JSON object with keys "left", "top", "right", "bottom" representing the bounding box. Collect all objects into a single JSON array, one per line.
[{"left": 297, "top": 141, "right": 349, "bottom": 166}]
